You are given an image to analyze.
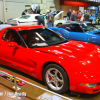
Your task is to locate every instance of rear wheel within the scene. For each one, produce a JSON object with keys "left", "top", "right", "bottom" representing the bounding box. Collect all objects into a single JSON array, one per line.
[{"left": 43, "top": 64, "right": 69, "bottom": 94}]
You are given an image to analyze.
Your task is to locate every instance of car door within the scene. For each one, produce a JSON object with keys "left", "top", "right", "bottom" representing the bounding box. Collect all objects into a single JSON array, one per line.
[
  {"left": 67, "top": 24, "right": 88, "bottom": 42},
  {"left": 58, "top": 24, "right": 70, "bottom": 39},
  {"left": 0, "top": 28, "right": 30, "bottom": 72},
  {"left": 87, "top": 31, "right": 100, "bottom": 46}
]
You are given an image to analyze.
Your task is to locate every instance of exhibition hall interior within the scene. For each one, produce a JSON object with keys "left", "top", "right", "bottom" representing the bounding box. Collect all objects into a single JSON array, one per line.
[{"left": 0, "top": 0, "right": 100, "bottom": 100}]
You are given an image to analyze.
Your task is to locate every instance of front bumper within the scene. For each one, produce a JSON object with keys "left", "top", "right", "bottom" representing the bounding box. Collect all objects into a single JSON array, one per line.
[
  {"left": 69, "top": 66, "right": 100, "bottom": 94},
  {"left": 70, "top": 82, "right": 100, "bottom": 94}
]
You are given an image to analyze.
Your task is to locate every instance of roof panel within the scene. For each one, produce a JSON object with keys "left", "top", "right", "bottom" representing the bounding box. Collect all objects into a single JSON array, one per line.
[{"left": 5, "top": 25, "right": 44, "bottom": 31}]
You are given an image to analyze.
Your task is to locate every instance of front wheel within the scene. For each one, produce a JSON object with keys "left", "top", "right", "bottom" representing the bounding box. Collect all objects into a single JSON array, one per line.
[{"left": 43, "top": 64, "right": 69, "bottom": 94}]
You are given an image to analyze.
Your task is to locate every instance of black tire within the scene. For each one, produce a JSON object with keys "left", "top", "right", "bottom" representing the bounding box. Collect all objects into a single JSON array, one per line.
[
  {"left": 56, "top": 23, "right": 62, "bottom": 27},
  {"left": 43, "top": 64, "right": 69, "bottom": 94}
]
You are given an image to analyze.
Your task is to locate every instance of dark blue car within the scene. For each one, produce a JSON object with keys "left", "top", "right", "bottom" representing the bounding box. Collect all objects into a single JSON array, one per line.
[{"left": 49, "top": 21, "right": 100, "bottom": 46}]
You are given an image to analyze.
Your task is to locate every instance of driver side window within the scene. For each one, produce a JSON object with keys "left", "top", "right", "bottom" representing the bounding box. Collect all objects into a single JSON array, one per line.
[
  {"left": 69, "top": 24, "right": 83, "bottom": 32},
  {"left": 2, "top": 29, "right": 24, "bottom": 46}
]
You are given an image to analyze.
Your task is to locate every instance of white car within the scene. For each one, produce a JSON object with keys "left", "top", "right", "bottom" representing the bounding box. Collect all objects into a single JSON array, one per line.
[
  {"left": 7, "top": 10, "right": 66, "bottom": 27},
  {"left": 0, "top": 24, "right": 12, "bottom": 30}
]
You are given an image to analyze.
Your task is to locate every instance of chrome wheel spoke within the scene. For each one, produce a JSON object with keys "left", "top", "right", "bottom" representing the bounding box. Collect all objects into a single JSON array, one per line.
[
  {"left": 57, "top": 78, "right": 63, "bottom": 84},
  {"left": 55, "top": 81, "right": 59, "bottom": 89},
  {"left": 48, "top": 70, "right": 54, "bottom": 77},
  {"left": 48, "top": 80, "right": 54, "bottom": 84},
  {"left": 54, "top": 69, "right": 58, "bottom": 77}
]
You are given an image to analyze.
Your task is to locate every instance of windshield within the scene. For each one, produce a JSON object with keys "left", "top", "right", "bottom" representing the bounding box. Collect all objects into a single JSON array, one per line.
[
  {"left": 19, "top": 15, "right": 30, "bottom": 19},
  {"left": 80, "top": 23, "right": 99, "bottom": 32},
  {"left": 19, "top": 28, "right": 67, "bottom": 48}
]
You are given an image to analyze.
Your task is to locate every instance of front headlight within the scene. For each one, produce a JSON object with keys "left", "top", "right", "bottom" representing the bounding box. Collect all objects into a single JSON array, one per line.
[{"left": 80, "top": 83, "right": 97, "bottom": 87}]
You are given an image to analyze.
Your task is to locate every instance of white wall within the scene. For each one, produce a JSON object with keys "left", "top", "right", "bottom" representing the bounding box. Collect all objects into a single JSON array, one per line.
[
  {"left": 0, "top": 1, "right": 4, "bottom": 22},
  {"left": 4, "top": 2, "right": 26, "bottom": 22},
  {"left": 5, "top": 0, "right": 25, "bottom": 2}
]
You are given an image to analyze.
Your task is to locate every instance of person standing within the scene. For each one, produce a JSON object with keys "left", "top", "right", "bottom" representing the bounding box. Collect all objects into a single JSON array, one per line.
[
  {"left": 83, "top": 11, "right": 91, "bottom": 21},
  {"left": 75, "top": 11, "right": 78, "bottom": 21},
  {"left": 71, "top": 10, "right": 77, "bottom": 21},
  {"left": 37, "top": 15, "right": 45, "bottom": 26},
  {"left": 78, "top": 12, "right": 82, "bottom": 21},
  {"left": 22, "top": 9, "right": 27, "bottom": 15},
  {"left": 67, "top": 9, "right": 71, "bottom": 20},
  {"left": 46, "top": 10, "right": 53, "bottom": 28},
  {"left": 84, "top": 12, "right": 93, "bottom": 24},
  {"left": 49, "top": 10, "right": 54, "bottom": 27},
  {"left": 80, "top": 10, "right": 86, "bottom": 21},
  {"left": 49, "top": 10, "right": 54, "bottom": 17}
]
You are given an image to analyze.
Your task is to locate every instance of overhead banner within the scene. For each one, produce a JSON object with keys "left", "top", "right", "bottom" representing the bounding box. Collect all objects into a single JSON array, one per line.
[{"left": 60, "top": 0, "right": 89, "bottom": 7}]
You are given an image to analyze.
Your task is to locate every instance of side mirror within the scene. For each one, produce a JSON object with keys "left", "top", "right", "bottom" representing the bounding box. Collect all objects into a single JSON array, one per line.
[{"left": 8, "top": 42, "right": 19, "bottom": 48}]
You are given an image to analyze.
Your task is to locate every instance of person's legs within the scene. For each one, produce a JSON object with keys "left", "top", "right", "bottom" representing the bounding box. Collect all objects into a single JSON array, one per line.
[
  {"left": 38, "top": 19, "right": 41, "bottom": 25},
  {"left": 38, "top": 19, "right": 45, "bottom": 26},
  {"left": 41, "top": 19, "right": 45, "bottom": 26},
  {"left": 52, "top": 22, "right": 54, "bottom": 27},
  {"left": 47, "top": 22, "right": 53, "bottom": 28}
]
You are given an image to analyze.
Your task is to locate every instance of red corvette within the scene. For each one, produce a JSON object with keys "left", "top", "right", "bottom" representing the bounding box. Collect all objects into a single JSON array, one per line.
[{"left": 0, "top": 25, "right": 100, "bottom": 94}]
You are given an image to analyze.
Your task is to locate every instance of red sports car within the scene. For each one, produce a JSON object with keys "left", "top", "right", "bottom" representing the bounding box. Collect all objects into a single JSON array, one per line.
[{"left": 0, "top": 25, "right": 100, "bottom": 94}]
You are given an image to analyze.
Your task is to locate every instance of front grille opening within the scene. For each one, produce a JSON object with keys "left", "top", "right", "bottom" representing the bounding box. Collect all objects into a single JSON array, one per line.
[
  {"left": 93, "top": 89, "right": 100, "bottom": 92},
  {"left": 97, "top": 83, "right": 100, "bottom": 85}
]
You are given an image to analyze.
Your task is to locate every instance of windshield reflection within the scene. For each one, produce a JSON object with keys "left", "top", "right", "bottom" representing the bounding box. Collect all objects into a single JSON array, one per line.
[
  {"left": 80, "top": 23, "right": 99, "bottom": 32},
  {"left": 19, "top": 28, "right": 67, "bottom": 48}
]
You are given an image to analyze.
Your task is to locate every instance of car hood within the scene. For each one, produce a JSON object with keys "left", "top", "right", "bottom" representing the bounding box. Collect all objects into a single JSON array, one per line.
[
  {"left": 34, "top": 40, "right": 100, "bottom": 63},
  {"left": 54, "top": 11, "right": 64, "bottom": 19}
]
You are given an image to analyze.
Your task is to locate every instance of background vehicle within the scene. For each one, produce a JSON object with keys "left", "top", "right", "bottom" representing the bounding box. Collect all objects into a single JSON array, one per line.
[
  {"left": 0, "top": 24, "right": 12, "bottom": 30},
  {"left": 7, "top": 10, "right": 66, "bottom": 27},
  {"left": 7, "top": 14, "right": 40, "bottom": 26},
  {"left": 50, "top": 21, "right": 100, "bottom": 46}
]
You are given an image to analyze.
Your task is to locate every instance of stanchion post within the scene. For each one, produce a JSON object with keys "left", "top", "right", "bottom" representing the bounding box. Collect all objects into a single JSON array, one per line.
[{"left": 14, "top": 75, "right": 18, "bottom": 100}]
